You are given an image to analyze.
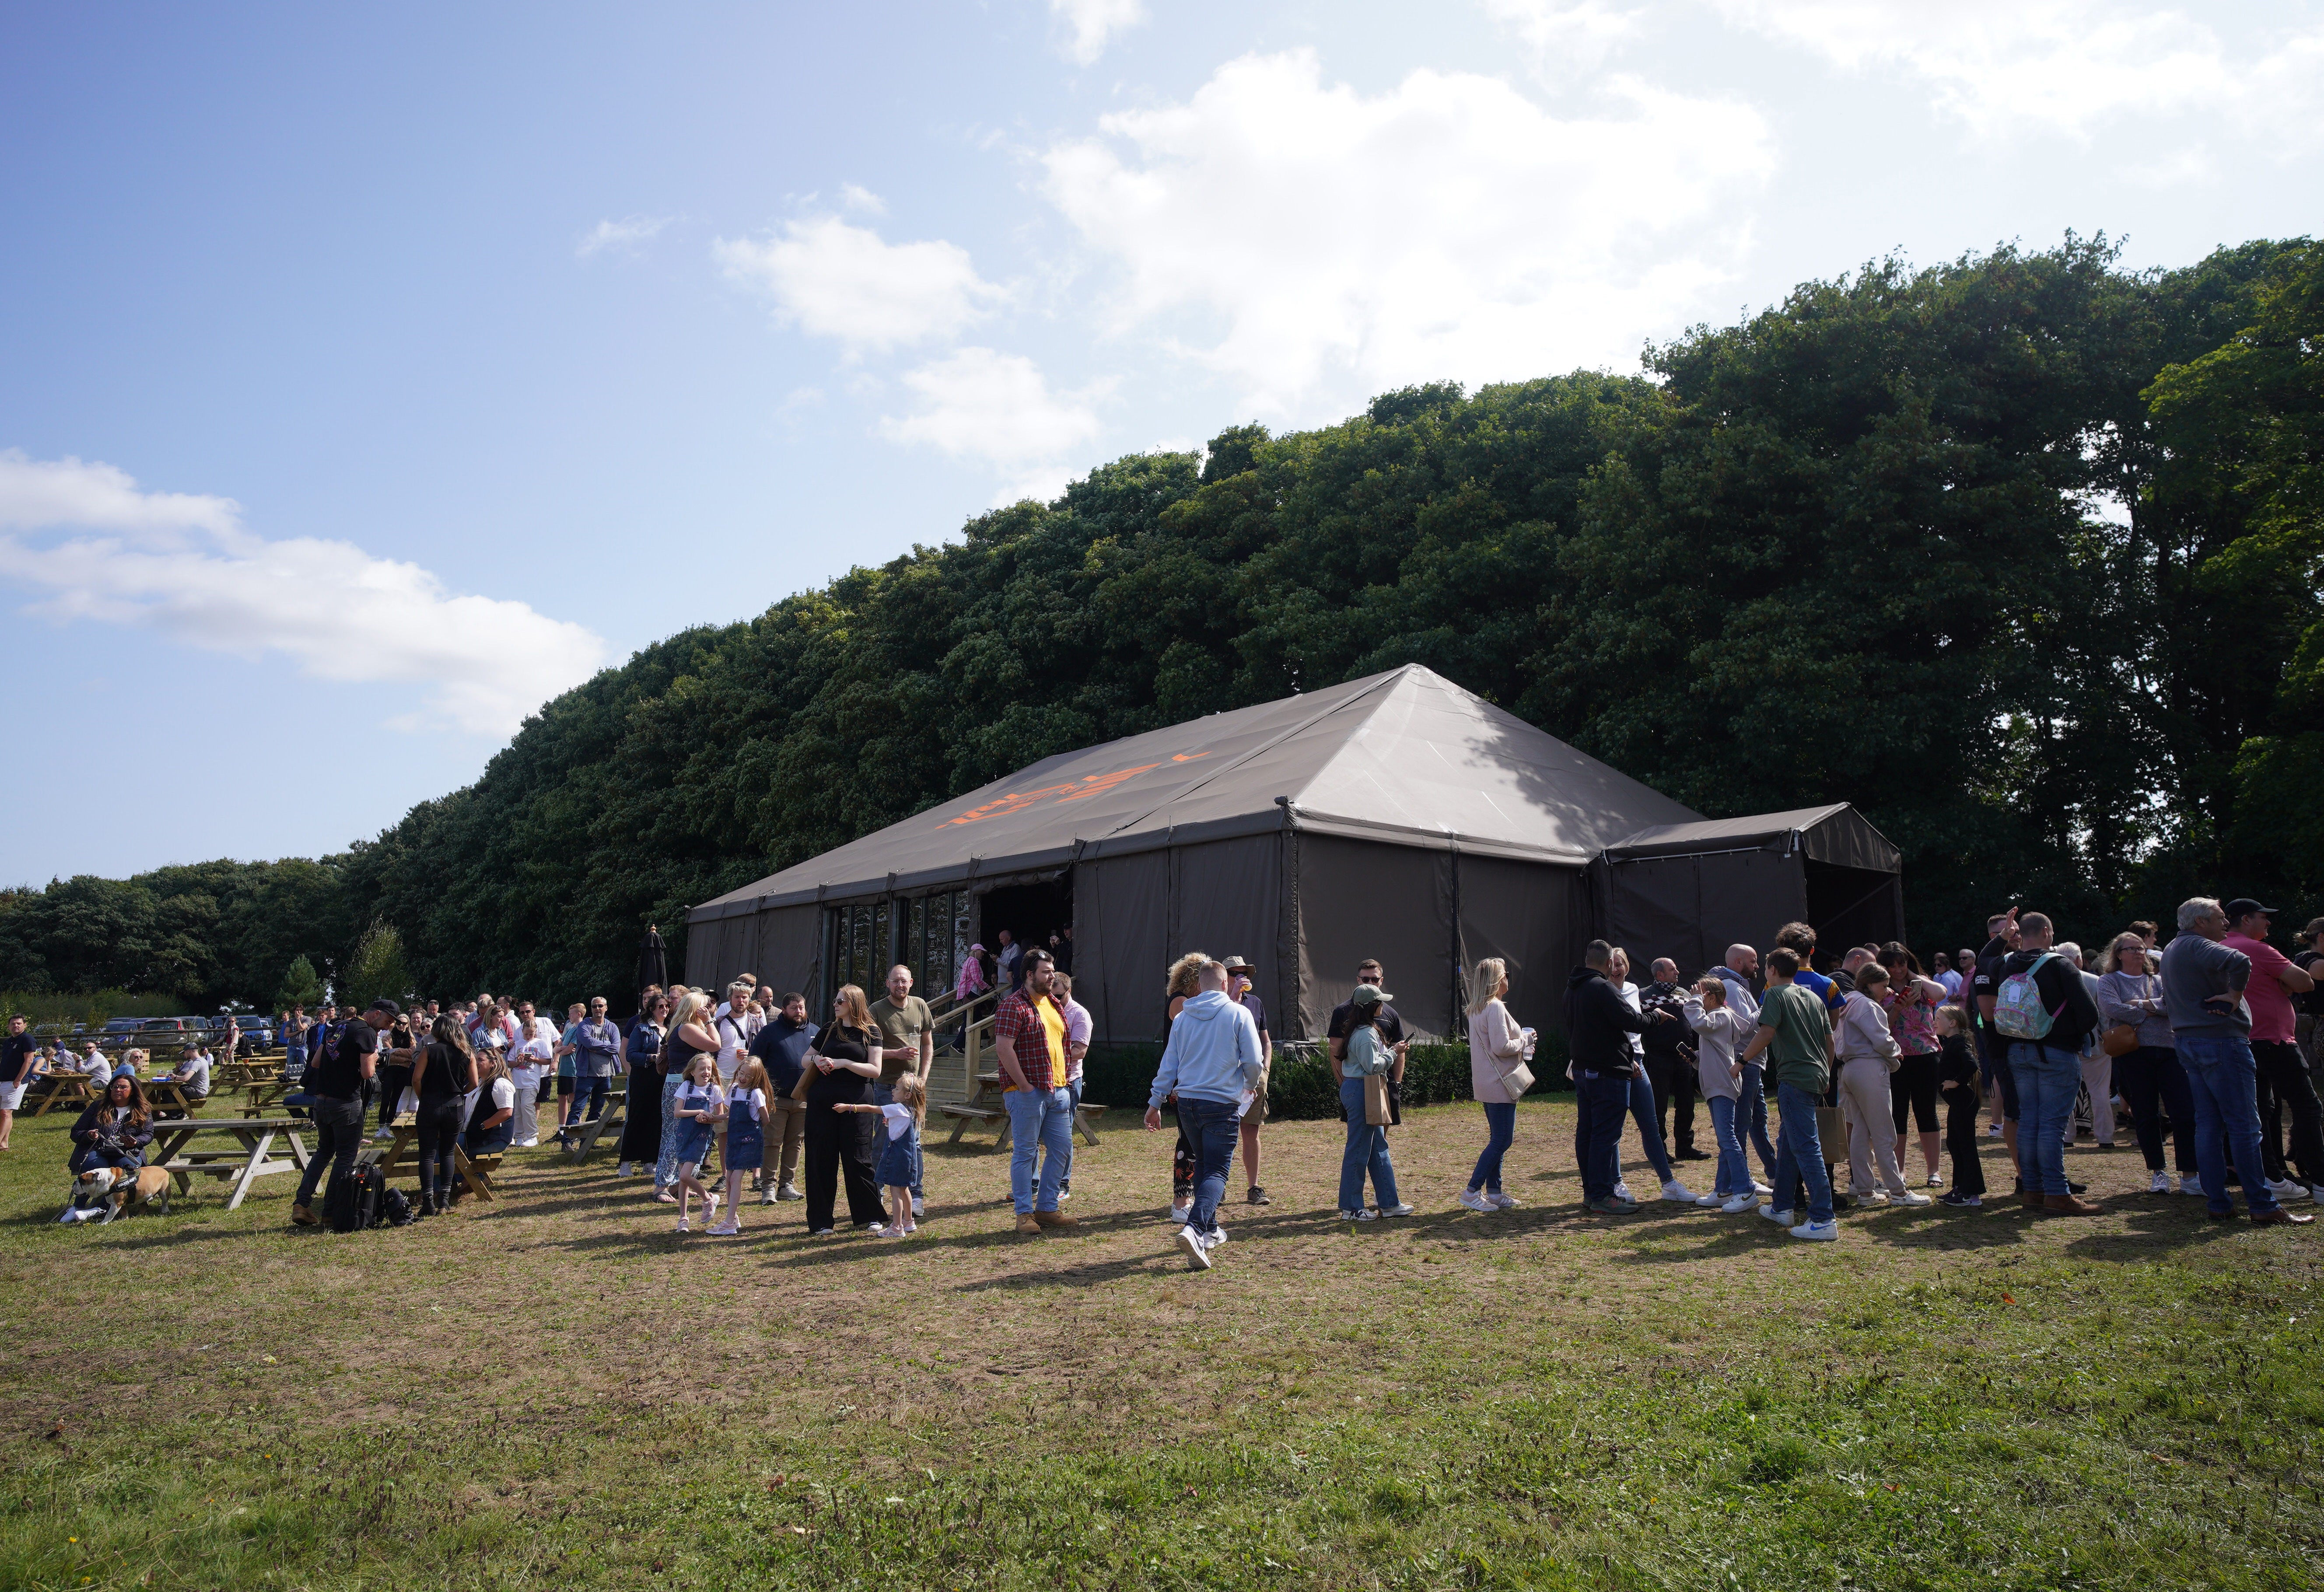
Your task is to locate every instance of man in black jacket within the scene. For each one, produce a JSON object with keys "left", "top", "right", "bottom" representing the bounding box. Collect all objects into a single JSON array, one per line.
[
  {"left": 1564, "top": 941, "right": 1662, "bottom": 1215},
  {"left": 1994, "top": 914, "right": 2102, "bottom": 1215},
  {"left": 1639, "top": 959, "right": 1702, "bottom": 1159}
]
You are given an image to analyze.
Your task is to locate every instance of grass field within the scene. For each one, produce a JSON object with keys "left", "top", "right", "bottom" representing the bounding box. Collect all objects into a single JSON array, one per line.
[{"left": 2, "top": 1093, "right": 2319, "bottom": 1591}]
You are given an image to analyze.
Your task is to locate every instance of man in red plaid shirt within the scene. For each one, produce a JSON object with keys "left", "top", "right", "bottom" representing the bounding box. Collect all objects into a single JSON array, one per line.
[{"left": 995, "top": 949, "right": 1077, "bottom": 1232}]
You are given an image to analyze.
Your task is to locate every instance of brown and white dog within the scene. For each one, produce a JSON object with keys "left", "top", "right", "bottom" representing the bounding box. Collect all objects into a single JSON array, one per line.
[{"left": 59, "top": 1165, "right": 172, "bottom": 1225}]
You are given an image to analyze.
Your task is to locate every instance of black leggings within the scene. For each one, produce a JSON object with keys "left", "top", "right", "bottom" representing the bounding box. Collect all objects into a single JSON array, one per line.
[
  {"left": 2115, "top": 1046, "right": 2197, "bottom": 1174},
  {"left": 1943, "top": 1088, "right": 1985, "bottom": 1196},
  {"left": 1890, "top": 1053, "right": 1940, "bottom": 1133},
  {"left": 415, "top": 1101, "right": 462, "bottom": 1200}
]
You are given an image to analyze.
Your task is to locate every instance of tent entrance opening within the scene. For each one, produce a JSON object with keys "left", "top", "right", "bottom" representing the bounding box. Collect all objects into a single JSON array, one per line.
[{"left": 979, "top": 879, "right": 1071, "bottom": 979}]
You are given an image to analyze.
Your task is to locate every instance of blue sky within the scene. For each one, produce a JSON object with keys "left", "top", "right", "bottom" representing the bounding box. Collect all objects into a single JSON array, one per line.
[{"left": 4, "top": 0, "right": 2318, "bottom": 882}]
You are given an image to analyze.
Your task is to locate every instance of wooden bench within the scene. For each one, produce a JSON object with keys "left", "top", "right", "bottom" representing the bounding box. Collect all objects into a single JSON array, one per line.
[
  {"left": 562, "top": 1093, "right": 626, "bottom": 1163},
  {"left": 364, "top": 1119, "right": 500, "bottom": 1204},
  {"left": 29, "top": 1075, "right": 94, "bottom": 1117},
  {"left": 142, "top": 1079, "right": 212, "bottom": 1118},
  {"left": 942, "top": 1094, "right": 1105, "bottom": 1149},
  {"left": 147, "top": 1117, "right": 312, "bottom": 1211}
]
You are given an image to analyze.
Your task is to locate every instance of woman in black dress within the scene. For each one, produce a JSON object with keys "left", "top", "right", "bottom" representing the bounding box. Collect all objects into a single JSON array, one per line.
[
  {"left": 618, "top": 992, "right": 669, "bottom": 1177},
  {"left": 801, "top": 984, "right": 885, "bottom": 1235}
]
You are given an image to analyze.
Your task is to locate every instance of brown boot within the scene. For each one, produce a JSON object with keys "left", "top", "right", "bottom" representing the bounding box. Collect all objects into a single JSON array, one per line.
[
  {"left": 1032, "top": 1208, "right": 1079, "bottom": 1230},
  {"left": 2043, "top": 1193, "right": 2102, "bottom": 1215},
  {"left": 1014, "top": 1212, "right": 1041, "bottom": 1235},
  {"left": 290, "top": 1204, "right": 318, "bottom": 1227},
  {"left": 2020, "top": 1189, "right": 2044, "bottom": 1210}
]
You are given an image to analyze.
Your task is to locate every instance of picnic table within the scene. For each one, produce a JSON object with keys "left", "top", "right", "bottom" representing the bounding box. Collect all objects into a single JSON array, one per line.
[
  {"left": 140, "top": 1075, "right": 213, "bottom": 1117},
  {"left": 363, "top": 1117, "right": 499, "bottom": 1204},
  {"left": 28, "top": 1074, "right": 94, "bottom": 1117},
  {"left": 147, "top": 1116, "right": 312, "bottom": 1210},
  {"left": 242, "top": 1079, "right": 296, "bottom": 1117},
  {"left": 560, "top": 1086, "right": 626, "bottom": 1163},
  {"left": 218, "top": 1058, "right": 283, "bottom": 1087},
  {"left": 940, "top": 1071, "right": 1105, "bottom": 1149}
]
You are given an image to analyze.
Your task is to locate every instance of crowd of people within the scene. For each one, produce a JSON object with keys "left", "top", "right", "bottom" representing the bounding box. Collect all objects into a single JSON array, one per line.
[{"left": 18, "top": 898, "right": 2320, "bottom": 1267}]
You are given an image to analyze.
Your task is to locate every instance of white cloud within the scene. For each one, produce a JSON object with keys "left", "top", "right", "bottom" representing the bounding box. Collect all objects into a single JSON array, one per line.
[
  {"left": 1480, "top": 0, "right": 1642, "bottom": 73},
  {"left": 714, "top": 214, "right": 1007, "bottom": 353},
  {"left": 1708, "top": 1, "right": 2323, "bottom": 143},
  {"left": 576, "top": 215, "right": 672, "bottom": 257},
  {"left": 838, "top": 183, "right": 887, "bottom": 215},
  {"left": 1051, "top": 0, "right": 1146, "bottom": 65},
  {"left": 1040, "top": 49, "right": 1773, "bottom": 414},
  {"left": 878, "top": 348, "right": 1107, "bottom": 474},
  {"left": 0, "top": 451, "right": 608, "bottom": 736}
]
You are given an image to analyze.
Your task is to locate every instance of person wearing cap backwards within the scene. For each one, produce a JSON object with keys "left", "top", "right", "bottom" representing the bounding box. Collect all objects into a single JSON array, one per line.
[
  {"left": 290, "top": 997, "right": 396, "bottom": 1227},
  {"left": 1221, "top": 955, "right": 1274, "bottom": 1205},
  {"left": 2161, "top": 897, "right": 2313, "bottom": 1225},
  {"left": 2221, "top": 899, "right": 2321, "bottom": 1203}
]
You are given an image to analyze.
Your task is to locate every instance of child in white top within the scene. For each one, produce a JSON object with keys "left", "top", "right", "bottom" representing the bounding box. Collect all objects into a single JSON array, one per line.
[
  {"left": 668, "top": 1051, "right": 725, "bottom": 1233},
  {"left": 835, "top": 1072, "right": 927, "bottom": 1235},
  {"left": 1680, "top": 978, "right": 1759, "bottom": 1212}
]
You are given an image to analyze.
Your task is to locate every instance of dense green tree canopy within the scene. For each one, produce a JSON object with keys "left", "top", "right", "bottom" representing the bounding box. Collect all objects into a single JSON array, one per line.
[{"left": 5, "top": 237, "right": 2315, "bottom": 1008}]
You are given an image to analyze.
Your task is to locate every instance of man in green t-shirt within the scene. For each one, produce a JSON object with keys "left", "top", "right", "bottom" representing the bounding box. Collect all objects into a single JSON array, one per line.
[
  {"left": 870, "top": 964, "right": 934, "bottom": 1215},
  {"left": 1740, "top": 947, "right": 1838, "bottom": 1239}
]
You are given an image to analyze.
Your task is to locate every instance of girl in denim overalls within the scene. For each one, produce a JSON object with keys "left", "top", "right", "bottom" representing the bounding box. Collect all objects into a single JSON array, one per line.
[{"left": 710, "top": 1058, "right": 770, "bottom": 1237}]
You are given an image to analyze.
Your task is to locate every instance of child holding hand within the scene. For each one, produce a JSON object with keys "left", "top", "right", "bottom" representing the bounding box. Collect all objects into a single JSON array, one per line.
[
  {"left": 1936, "top": 1005, "right": 1984, "bottom": 1208},
  {"left": 834, "top": 1072, "right": 927, "bottom": 1236},
  {"left": 669, "top": 1051, "right": 725, "bottom": 1233},
  {"left": 1680, "top": 976, "right": 1757, "bottom": 1212}
]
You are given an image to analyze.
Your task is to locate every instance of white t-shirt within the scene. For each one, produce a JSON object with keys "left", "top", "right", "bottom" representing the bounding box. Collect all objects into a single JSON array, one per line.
[
  {"left": 508, "top": 1035, "right": 553, "bottom": 1084},
  {"left": 82, "top": 1051, "right": 112, "bottom": 1078},
  {"left": 487, "top": 1076, "right": 517, "bottom": 1112},
  {"left": 674, "top": 1080, "right": 722, "bottom": 1120},
  {"left": 715, "top": 1018, "right": 749, "bottom": 1081},
  {"left": 725, "top": 1084, "right": 766, "bottom": 1124},
  {"left": 878, "top": 1101, "right": 915, "bottom": 1141}
]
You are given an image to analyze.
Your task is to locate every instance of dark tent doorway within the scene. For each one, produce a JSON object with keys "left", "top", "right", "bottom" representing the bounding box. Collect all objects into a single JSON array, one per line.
[{"left": 980, "top": 879, "right": 1073, "bottom": 984}]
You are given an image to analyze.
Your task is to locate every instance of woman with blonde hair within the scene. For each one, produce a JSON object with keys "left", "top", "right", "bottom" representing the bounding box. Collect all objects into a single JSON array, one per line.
[
  {"left": 655, "top": 990, "right": 721, "bottom": 1202},
  {"left": 799, "top": 984, "right": 885, "bottom": 1235},
  {"left": 1162, "top": 950, "right": 1210, "bottom": 1223},
  {"left": 2097, "top": 929, "right": 2195, "bottom": 1194},
  {"left": 1461, "top": 957, "right": 1532, "bottom": 1212}
]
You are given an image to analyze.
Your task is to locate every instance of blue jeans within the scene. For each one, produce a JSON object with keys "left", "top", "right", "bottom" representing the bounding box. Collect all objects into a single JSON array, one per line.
[
  {"left": 1175, "top": 1096, "right": 1240, "bottom": 1236},
  {"left": 1770, "top": 1082, "right": 1834, "bottom": 1224},
  {"left": 2179, "top": 1033, "right": 2282, "bottom": 1216},
  {"left": 1738, "top": 1062, "right": 1778, "bottom": 1182},
  {"left": 1337, "top": 1076, "right": 1400, "bottom": 1211},
  {"left": 874, "top": 1080, "right": 925, "bottom": 1199},
  {"left": 1469, "top": 1100, "right": 1516, "bottom": 1193},
  {"left": 1625, "top": 1068, "right": 1674, "bottom": 1182},
  {"left": 1005, "top": 1087, "right": 1072, "bottom": 1214},
  {"left": 1573, "top": 1070, "right": 1628, "bottom": 1202},
  {"left": 2007, "top": 1042, "right": 2077, "bottom": 1197},
  {"left": 653, "top": 1073, "right": 687, "bottom": 1189},
  {"left": 567, "top": 1074, "right": 609, "bottom": 1131},
  {"left": 1707, "top": 1094, "right": 1750, "bottom": 1197}
]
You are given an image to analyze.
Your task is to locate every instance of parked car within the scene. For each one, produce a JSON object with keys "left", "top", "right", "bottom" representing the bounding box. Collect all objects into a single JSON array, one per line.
[
  {"left": 96, "top": 1018, "right": 146, "bottom": 1047},
  {"left": 221, "top": 1014, "right": 273, "bottom": 1049}
]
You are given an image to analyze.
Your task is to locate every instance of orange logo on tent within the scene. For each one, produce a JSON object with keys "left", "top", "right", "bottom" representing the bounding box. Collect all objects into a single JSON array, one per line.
[{"left": 941, "top": 751, "right": 1209, "bottom": 826}]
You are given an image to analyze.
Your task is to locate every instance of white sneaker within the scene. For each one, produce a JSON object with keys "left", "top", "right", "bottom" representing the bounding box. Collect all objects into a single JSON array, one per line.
[
  {"left": 615, "top": 1161, "right": 631, "bottom": 1175},
  {"left": 1892, "top": 1191, "right": 1933, "bottom": 1207},
  {"left": 911, "top": 1196, "right": 925, "bottom": 1218},
  {"left": 1694, "top": 1192, "right": 1723, "bottom": 1208},
  {"left": 516, "top": 1137, "right": 539, "bottom": 1149},
  {"left": 1789, "top": 1219, "right": 1839, "bottom": 1241},
  {"left": 1381, "top": 1202, "right": 1416, "bottom": 1217},
  {"left": 2178, "top": 1175, "right": 2205, "bottom": 1195},
  {"left": 1925, "top": 1173, "right": 1943, "bottom": 1187},
  {"left": 1459, "top": 1188, "right": 1495, "bottom": 1213},
  {"left": 2149, "top": 1171, "right": 2170, "bottom": 1193},
  {"left": 1987, "top": 1122, "right": 2002, "bottom": 1137},
  {"left": 1613, "top": 1181, "right": 1634, "bottom": 1202},
  {"left": 1202, "top": 1228, "right": 1228, "bottom": 1250},
  {"left": 1340, "top": 1208, "right": 1377, "bottom": 1221},
  {"left": 1720, "top": 1194, "right": 1757, "bottom": 1214},
  {"left": 708, "top": 1221, "right": 739, "bottom": 1237},
  {"left": 1167, "top": 1203, "right": 1192, "bottom": 1223},
  {"left": 2266, "top": 1178, "right": 2310, "bottom": 1202},
  {"left": 1489, "top": 1192, "right": 1519, "bottom": 1210},
  {"left": 869, "top": 1224, "right": 897, "bottom": 1238},
  {"left": 372, "top": 1127, "right": 393, "bottom": 1141},
  {"left": 1659, "top": 1179, "right": 1694, "bottom": 1202},
  {"left": 1854, "top": 1190, "right": 1890, "bottom": 1208},
  {"left": 1759, "top": 1205, "right": 1794, "bottom": 1224},
  {"left": 1750, "top": 1181, "right": 1773, "bottom": 1197},
  {"left": 1175, "top": 1225, "right": 1211, "bottom": 1271}
]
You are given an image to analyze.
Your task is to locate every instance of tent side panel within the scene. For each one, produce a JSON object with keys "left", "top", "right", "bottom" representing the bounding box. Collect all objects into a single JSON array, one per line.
[
  {"left": 1296, "top": 834, "right": 1455, "bottom": 1040},
  {"left": 753, "top": 904, "right": 823, "bottom": 1000},
  {"left": 1802, "top": 861, "right": 1903, "bottom": 957},
  {"left": 676, "top": 916, "right": 723, "bottom": 994},
  {"left": 1170, "top": 833, "right": 1282, "bottom": 1039},
  {"left": 1697, "top": 850, "right": 1812, "bottom": 970},
  {"left": 1455, "top": 855, "right": 1578, "bottom": 1039},
  {"left": 1600, "top": 855, "right": 1708, "bottom": 981},
  {"left": 1078, "top": 852, "right": 1171, "bottom": 1043}
]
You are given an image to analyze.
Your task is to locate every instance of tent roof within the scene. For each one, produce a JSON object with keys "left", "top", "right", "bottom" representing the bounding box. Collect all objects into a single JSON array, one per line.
[
  {"left": 1603, "top": 803, "right": 1900, "bottom": 873},
  {"left": 692, "top": 665, "right": 1702, "bottom": 919}
]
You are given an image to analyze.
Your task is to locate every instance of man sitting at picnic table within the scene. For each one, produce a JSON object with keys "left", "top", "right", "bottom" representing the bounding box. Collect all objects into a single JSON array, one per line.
[
  {"left": 77, "top": 1041, "right": 112, "bottom": 1085},
  {"left": 155, "top": 1041, "right": 213, "bottom": 1118}
]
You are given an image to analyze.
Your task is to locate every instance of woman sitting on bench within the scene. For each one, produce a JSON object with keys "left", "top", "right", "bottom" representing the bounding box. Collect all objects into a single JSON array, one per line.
[{"left": 70, "top": 1075, "right": 155, "bottom": 1175}]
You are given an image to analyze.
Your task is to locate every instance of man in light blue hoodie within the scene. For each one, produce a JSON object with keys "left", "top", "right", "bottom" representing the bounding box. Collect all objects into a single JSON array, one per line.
[{"left": 1145, "top": 958, "right": 1264, "bottom": 1271}]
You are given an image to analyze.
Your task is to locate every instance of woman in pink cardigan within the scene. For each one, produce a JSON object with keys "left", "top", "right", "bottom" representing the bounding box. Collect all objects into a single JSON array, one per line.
[{"left": 1462, "top": 957, "right": 1535, "bottom": 1212}]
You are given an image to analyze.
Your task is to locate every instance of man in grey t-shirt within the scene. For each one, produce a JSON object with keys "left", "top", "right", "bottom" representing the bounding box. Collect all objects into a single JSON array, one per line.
[{"left": 2160, "top": 897, "right": 2308, "bottom": 1225}]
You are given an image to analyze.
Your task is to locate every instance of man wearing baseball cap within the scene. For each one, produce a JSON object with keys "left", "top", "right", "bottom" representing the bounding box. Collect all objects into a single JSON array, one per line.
[
  {"left": 1221, "top": 956, "right": 1274, "bottom": 1206},
  {"left": 290, "top": 997, "right": 396, "bottom": 1227},
  {"left": 2222, "top": 900, "right": 2322, "bottom": 1202}
]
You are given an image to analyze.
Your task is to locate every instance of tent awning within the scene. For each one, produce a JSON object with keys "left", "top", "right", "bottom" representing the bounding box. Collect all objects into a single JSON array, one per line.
[{"left": 1600, "top": 803, "right": 1900, "bottom": 873}]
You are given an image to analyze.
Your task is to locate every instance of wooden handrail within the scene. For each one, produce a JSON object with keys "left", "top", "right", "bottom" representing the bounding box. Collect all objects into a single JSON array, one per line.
[{"left": 962, "top": 1010, "right": 998, "bottom": 1095}]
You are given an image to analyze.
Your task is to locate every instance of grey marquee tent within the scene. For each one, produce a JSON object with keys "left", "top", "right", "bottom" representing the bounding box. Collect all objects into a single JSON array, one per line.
[{"left": 685, "top": 666, "right": 1902, "bottom": 1044}]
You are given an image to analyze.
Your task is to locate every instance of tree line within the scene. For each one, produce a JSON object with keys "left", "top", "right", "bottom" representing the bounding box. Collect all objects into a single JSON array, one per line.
[{"left": 4, "top": 235, "right": 2316, "bottom": 1011}]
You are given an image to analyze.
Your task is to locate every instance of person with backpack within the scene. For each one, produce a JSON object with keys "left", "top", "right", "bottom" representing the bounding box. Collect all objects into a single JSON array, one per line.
[
  {"left": 290, "top": 998, "right": 392, "bottom": 1229},
  {"left": 1992, "top": 914, "right": 2103, "bottom": 1215}
]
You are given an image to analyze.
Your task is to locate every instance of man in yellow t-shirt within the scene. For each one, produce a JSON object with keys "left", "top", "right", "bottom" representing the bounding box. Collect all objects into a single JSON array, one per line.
[{"left": 994, "top": 950, "right": 1076, "bottom": 1232}]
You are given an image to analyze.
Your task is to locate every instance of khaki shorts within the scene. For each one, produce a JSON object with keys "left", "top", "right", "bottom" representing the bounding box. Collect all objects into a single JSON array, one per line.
[{"left": 1244, "top": 1062, "right": 1270, "bottom": 1125}]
